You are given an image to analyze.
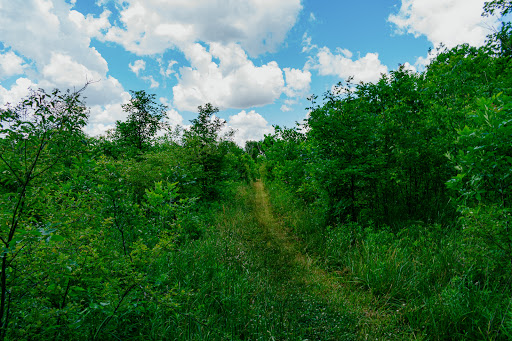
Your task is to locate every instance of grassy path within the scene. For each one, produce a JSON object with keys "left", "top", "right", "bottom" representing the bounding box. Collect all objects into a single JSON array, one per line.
[{"left": 214, "top": 181, "right": 410, "bottom": 340}]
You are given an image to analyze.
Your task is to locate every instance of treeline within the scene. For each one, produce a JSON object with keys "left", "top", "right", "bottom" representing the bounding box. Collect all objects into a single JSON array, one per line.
[
  {"left": 0, "top": 89, "right": 256, "bottom": 339},
  {"left": 255, "top": 14, "right": 512, "bottom": 340}
]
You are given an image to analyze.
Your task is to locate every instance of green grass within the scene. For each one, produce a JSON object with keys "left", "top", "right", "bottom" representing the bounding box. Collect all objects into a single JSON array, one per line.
[
  {"left": 104, "top": 182, "right": 358, "bottom": 340},
  {"left": 166, "top": 183, "right": 359, "bottom": 340},
  {"left": 264, "top": 181, "right": 512, "bottom": 340}
]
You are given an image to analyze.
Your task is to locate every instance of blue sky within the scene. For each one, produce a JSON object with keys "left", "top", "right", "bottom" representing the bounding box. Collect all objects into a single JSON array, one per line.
[{"left": 0, "top": 0, "right": 502, "bottom": 145}]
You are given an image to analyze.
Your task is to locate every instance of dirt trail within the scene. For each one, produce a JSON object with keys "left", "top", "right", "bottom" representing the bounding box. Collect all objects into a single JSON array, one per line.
[{"left": 249, "top": 181, "right": 406, "bottom": 340}]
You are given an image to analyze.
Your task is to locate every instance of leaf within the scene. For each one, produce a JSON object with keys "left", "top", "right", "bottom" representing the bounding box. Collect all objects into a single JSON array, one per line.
[{"left": 50, "top": 234, "right": 65, "bottom": 242}]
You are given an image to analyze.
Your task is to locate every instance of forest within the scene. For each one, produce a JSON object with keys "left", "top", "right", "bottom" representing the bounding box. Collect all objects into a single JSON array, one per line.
[{"left": 1, "top": 2, "right": 512, "bottom": 340}]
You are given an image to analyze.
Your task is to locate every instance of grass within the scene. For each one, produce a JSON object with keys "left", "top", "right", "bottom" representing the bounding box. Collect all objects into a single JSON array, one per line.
[
  {"left": 73, "top": 179, "right": 512, "bottom": 340},
  {"left": 133, "top": 181, "right": 357, "bottom": 340},
  {"left": 206, "top": 181, "right": 424, "bottom": 340},
  {"left": 264, "top": 181, "right": 512, "bottom": 340}
]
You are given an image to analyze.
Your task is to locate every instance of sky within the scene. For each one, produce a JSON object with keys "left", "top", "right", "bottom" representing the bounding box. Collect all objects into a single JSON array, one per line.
[{"left": 0, "top": 0, "right": 503, "bottom": 145}]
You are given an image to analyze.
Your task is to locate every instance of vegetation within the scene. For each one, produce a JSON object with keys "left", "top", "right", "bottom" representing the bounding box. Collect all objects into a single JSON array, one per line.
[{"left": 1, "top": 3, "right": 512, "bottom": 339}]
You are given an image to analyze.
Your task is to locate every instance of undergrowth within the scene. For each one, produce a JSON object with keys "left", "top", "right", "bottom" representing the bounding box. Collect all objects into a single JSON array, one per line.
[
  {"left": 265, "top": 181, "right": 512, "bottom": 340},
  {"left": 150, "top": 183, "right": 358, "bottom": 340}
]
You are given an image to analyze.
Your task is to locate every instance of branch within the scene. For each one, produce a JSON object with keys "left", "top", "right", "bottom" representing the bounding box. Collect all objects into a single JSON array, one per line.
[
  {"left": 0, "top": 155, "right": 21, "bottom": 185},
  {"left": 93, "top": 282, "right": 137, "bottom": 340}
]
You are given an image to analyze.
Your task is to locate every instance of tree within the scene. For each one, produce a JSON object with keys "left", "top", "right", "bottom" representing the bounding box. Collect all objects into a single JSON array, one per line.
[
  {"left": 244, "top": 140, "right": 263, "bottom": 160},
  {"left": 114, "top": 90, "right": 167, "bottom": 152},
  {"left": 483, "top": 0, "right": 512, "bottom": 17},
  {"left": 0, "top": 87, "right": 88, "bottom": 339},
  {"left": 183, "top": 104, "right": 232, "bottom": 199},
  {"left": 185, "top": 103, "right": 226, "bottom": 145}
]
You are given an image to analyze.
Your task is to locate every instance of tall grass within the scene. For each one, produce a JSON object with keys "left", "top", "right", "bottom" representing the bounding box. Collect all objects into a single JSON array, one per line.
[
  {"left": 265, "top": 181, "right": 512, "bottom": 340},
  {"left": 140, "top": 183, "right": 358, "bottom": 340}
]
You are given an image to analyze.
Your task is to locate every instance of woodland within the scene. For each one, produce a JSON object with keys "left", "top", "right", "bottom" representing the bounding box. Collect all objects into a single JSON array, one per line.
[{"left": 1, "top": 1, "right": 512, "bottom": 340}]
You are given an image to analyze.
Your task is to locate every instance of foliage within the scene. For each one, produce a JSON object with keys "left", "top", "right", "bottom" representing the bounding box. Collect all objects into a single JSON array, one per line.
[
  {"left": 258, "top": 18, "right": 512, "bottom": 339},
  {"left": 112, "top": 90, "right": 167, "bottom": 154},
  {"left": 0, "top": 88, "right": 88, "bottom": 339},
  {"left": 182, "top": 103, "right": 245, "bottom": 199},
  {"left": 447, "top": 94, "right": 512, "bottom": 284},
  {"left": 1, "top": 2, "right": 512, "bottom": 339},
  {"left": 483, "top": 0, "right": 512, "bottom": 17}
]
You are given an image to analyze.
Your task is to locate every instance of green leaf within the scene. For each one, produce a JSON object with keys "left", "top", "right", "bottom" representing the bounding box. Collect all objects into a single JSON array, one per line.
[{"left": 50, "top": 234, "right": 65, "bottom": 242}]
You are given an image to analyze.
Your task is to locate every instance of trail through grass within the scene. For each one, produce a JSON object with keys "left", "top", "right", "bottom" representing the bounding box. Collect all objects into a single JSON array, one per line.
[{"left": 212, "top": 181, "right": 414, "bottom": 340}]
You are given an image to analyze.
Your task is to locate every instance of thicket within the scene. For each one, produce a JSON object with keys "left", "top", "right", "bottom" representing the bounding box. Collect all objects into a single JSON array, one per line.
[
  {"left": 258, "top": 14, "right": 512, "bottom": 340},
  {"left": 0, "top": 88, "right": 257, "bottom": 340}
]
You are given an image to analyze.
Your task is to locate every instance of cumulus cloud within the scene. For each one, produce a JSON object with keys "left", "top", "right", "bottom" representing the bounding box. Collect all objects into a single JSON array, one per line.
[
  {"left": 172, "top": 42, "right": 284, "bottom": 111},
  {"left": 129, "top": 59, "right": 146, "bottom": 76},
  {"left": 401, "top": 62, "right": 417, "bottom": 73},
  {"left": 159, "top": 97, "right": 185, "bottom": 128},
  {"left": 0, "top": 78, "right": 37, "bottom": 107},
  {"left": 40, "top": 52, "right": 101, "bottom": 87},
  {"left": 280, "top": 105, "right": 292, "bottom": 112},
  {"left": 68, "top": 7, "right": 111, "bottom": 39},
  {"left": 226, "top": 110, "right": 274, "bottom": 146},
  {"left": 283, "top": 68, "right": 311, "bottom": 97},
  {"left": 102, "top": 0, "right": 302, "bottom": 56},
  {"left": 0, "top": 0, "right": 110, "bottom": 76},
  {"left": 159, "top": 59, "right": 178, "bottom": 78},
  {"left": 85, "top": 90, "right": 132, "bottom": 135},
  {"left": 388, "top": 0, "right": 499, "bottom": 48},
  {"left": 307, "top": 46, "right": 388, "bottom": 83},
  {"left": 0, "top": 0, "right": 129, "bottom": 135},
  {"left": 0, "top": 0, "right": 305, "bottom": 135},
  {"left": 0, "top": 51, "right": 27, "bottom": 79},
  {"left": 166, "top": 108, "right": 184, "bottom": 127}
]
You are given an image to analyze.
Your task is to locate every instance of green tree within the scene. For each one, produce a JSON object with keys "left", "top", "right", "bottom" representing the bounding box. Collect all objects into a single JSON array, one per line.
[
  {"left": 447, "top": 94, "right": 512, "bottom": 272},
  {"left": 114, "top": 90, "right": 167, "bottom": 153},
  {"left": 0, "top": 88, "right": 88, "bottom": 339},
  {"left": 183, "top": 104, "right": 233, "bottom": 199},
  {"left": 483, "top": 0, "right": 512, "bottom": 16}
]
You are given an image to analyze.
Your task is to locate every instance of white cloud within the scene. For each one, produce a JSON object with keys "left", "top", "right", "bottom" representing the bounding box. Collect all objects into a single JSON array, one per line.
[
  {"left": 302, "top": 32, "right": 317, "bottom": 53},
  {"left": 388, "top": 0, "right": 499, "bottom": 48},
  {"left": 102, "top": 0, "right": 302, "bottom": 57},
  {"left": 159, "top": 59, "right": 178, "bottom": 78},
  {"left": 284, "top": 98, "right": 297, "bottom": 106},
  {"left": 280, "top": 105, "right": 292, "bottom": 112},
  {"left": 0, "top": 76, "right": 128, "bottom": 138},
  {"left": 0, "top": 77, "right": 37, "bottom": 108},
  {"left": 335, "top": 47, "right": 353, "bottom": 59},
  {"left": 0, "top": 0, "right": 110, "bottom": 76},
  {"left": 402, "top": 62, "right": 417, "bottom": 73},
  {"left": 141, "top": 75, "right": 159, "bottom": 88},
  {"left": 159, "top": 97, "right": 185, "bottom": 128},
  {"left": 0, "top": 0, "right": 129, "bottom": 135},
  {"left": 415, "top": 53, "right": 436, "bottom": 70},
  {"left": 307, "top": 46, "right": 388, "bottom": 83},
  {"left": 128, "top": 60, "right": 160, "bottom": 88},
  {"left": 68, "top": 8, "right": 111, "bottom": 39},
  {"left": 280, "top": 98, "right": 298, "bottom": 112},
  {"left": 86, "top": 90, "right": 131, "bottom": 135},
  {"left": 41, "top": 52, "right": 102, "bottom": 87},
  {"left": 283, "top": 67, "right": 311, "bottom": 97},
  {"left": 227, "top": 110, "right": 274, "bottom": 146},
  {"left": 0, "top": 51, "right": 27, "bottom": 79},
  {"left": 166, "top": 108, "right": 184, "bottom": 127},
  {"left": 172, "top": 42, "right": 284, "bottom": 111},
  {"left": 129, "top": 59, "right": 146, "bottom": 76}
]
